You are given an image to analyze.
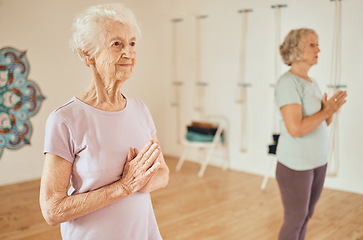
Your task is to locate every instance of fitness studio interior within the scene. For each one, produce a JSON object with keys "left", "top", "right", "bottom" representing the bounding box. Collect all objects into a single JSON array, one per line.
[{"left": 1, "top": 0, "right": 362, "bottom": 239}]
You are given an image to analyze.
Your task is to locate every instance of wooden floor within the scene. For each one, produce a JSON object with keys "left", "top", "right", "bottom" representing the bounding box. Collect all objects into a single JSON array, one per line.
[{"left": 1, "top": 157, "right": 362, "bottom": 240}]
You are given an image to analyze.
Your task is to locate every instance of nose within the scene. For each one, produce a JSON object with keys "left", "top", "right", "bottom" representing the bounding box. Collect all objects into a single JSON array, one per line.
[{"left": 121, "top": 45, "right": 136, "bottom": 59}]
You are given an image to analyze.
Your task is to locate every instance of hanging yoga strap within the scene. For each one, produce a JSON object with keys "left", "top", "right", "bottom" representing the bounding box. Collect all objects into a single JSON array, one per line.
[
  {"left": 171, "top": 18, "right": 183, "bottom": 144},
  {"left": 194, "top": 15, "right": 208, "bottom": 120},
  {"left": 327, "top": 0, "right": 346, "bottom": 177},
  {"left": 271, "top": 4, "right": 287, "bottom": 134},
  {"left": 236, "top": 9, "right": 252, "bottom": 152},
  {"left": 267, "top": 4, "right": 287, "bottom": 155}
]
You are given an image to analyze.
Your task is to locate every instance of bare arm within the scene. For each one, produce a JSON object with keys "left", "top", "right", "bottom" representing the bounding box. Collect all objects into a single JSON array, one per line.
[
  {"left": 281, "top": 90, "right": 347, "bottom": 137},
  {"left": 40, "top": 141, "right": 161, "bottom": 226},
  {"left": 326, "top": 115, "right": 333, "bottom": 126},
  {"left": 138, "top": 135, "right": 169, "bottom": 193}
]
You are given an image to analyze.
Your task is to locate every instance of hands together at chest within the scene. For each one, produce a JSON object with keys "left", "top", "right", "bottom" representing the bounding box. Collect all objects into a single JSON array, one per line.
[
  {"left": 322, "top": 90, "right": 347, "bottom": 123},
  {"left": 120, "top": 140, "right": 163, "bottom": 194}
]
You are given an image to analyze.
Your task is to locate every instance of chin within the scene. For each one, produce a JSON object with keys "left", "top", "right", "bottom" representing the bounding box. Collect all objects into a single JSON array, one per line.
[
  {"left": 311, "top": 59, "right": 318, "bottom": 65},
  {"left": 116, "top": 73, "right": 132, "bottom": 81}
]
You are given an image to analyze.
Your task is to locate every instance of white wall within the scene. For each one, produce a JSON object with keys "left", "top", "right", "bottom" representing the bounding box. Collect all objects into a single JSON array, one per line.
[
  {"left": 0, "top": 0, "right": 167, "bottom": 185},
  {"left": 161, "top": 0, "right": 363, "bottom": 195},
  {"left": 0, "top": 0, "right": 362, "bottom": 195}
]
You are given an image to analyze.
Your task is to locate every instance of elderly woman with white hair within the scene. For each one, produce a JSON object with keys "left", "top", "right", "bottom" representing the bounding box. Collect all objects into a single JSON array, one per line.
[
  {"left": 39, "top": 3, "right": 169, "bottom": 240},
  {"left": 275, "top": 28, "right": 347, "bottom": 240}
]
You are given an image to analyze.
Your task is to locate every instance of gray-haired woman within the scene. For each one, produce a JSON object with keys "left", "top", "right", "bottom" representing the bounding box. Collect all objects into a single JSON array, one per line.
[
  {"left": 39, "top": 3, "right": 169, "bottom": 240},
  {"left": 275, "top": 28, "right": 347, "bottom": 240}
]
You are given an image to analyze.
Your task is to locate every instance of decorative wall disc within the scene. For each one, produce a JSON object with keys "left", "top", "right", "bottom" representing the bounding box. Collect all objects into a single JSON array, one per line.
[{"left": 0, "top": 47, "right": 45, "bottom": 158}]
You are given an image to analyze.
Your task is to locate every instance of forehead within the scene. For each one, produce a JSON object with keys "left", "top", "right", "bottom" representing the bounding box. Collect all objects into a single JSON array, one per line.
[
  {"left": 303, "top": 32, "right": 318, "bottom": 42},
  {"left": 101, "top": 20, "right": 136, "bottom": 40}
]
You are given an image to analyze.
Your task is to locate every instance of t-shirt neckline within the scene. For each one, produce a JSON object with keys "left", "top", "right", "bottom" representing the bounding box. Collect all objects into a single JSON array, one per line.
[
  {"left": 287, "top": 71, "right": 314, "bottom": 84},
  {"left": 72, "top": 95, "right": 128, "bottom": 115}
]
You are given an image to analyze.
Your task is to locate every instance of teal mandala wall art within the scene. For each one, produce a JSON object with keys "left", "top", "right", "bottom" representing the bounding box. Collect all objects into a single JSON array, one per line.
[{"left": 0, "top": 47, "right": 45, "bottom": 158}]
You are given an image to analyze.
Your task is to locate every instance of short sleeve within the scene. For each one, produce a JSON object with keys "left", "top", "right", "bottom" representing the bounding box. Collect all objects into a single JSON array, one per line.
[
  {"left": 275, "top": 75, "right": 302, "bottom": 108},
  {"left": 141, "top": 102, "right": 157, "bottom": 137},
  {"left": 44, "top": 112, "right": 75, "bottom": 163}
]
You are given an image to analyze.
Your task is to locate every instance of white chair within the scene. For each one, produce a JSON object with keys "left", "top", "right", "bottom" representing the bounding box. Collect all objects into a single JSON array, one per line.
[
  {"left": 260, "top": 157, "right": 277, "bottom": 190},
  {"left": 261, "top": 133, "right": 280, "bottom": 190},
  {"left": 175, "top": 115, "right": 229, "bottom": 177}
]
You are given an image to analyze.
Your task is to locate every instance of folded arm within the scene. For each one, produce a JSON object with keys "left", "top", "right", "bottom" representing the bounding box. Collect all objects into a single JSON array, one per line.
[
  {"left": 40, "top": 141, "right": 161, "bottom": 226},
  {"left": 280, "top": 90, "right": 347, "bottom": 137},
  {"left": 39, "top": 154, "right": 129, "bottom": 226},
  {"left": 280, "top": 104, "right": 329, "bottom": 137}
]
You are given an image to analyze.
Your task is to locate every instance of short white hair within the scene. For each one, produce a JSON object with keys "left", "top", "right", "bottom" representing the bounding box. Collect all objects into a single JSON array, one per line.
[{"left": 70, "top": 3, "right": 141, "bottom": 61}]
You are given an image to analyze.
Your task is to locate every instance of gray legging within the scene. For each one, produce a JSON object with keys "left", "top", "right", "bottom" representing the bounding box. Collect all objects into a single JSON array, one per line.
[{"left": 276, "top": 162, "right": 327, "bottom": 240}]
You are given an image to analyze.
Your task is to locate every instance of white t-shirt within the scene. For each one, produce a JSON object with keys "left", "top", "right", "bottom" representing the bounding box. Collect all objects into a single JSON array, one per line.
[
  {"left": 44, "top": 96, "right": 162, "bottom": 240},
  {"left": 275, "top": 72, "right": 329, "bottom": 170}
]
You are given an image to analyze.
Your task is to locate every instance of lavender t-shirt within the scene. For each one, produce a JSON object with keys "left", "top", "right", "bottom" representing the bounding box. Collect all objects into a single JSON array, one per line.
[{"left": 44, "top": 96, "right": 162, "bottom": 240}]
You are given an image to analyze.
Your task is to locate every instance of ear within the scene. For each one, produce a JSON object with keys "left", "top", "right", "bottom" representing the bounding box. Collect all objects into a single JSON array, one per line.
[{"left": 80, "top": 51, "right": 95, "bottom": 66}]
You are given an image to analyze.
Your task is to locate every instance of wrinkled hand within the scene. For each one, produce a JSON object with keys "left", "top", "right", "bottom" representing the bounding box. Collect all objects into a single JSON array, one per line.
[
  {"left": 322, "top": 90, "right": 347, "bottom": 118},
  {"left": 119, "top": 140, "right": 161, "bottom": 195}
]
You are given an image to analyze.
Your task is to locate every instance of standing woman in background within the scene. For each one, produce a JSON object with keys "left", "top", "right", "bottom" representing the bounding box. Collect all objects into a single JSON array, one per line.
[
  {"left": 275, "top": 28, "right": 347, "bottom": 240},
  {"left": 39, "top": 3, "right": 169, "bottom": 240}
]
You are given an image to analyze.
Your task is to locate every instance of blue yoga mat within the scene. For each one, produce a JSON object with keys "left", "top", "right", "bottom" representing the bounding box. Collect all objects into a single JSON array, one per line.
[{"left": 186, "top": 131, "right": 224, "bottom": 143}]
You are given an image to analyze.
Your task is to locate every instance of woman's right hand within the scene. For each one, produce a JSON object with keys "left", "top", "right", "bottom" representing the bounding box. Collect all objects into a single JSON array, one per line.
[
  {"left": 321, "top": 90, "right": 347, "bottom": 118},
  {"left": 119, "top": 140, "right": 161, "bottom": 195}
]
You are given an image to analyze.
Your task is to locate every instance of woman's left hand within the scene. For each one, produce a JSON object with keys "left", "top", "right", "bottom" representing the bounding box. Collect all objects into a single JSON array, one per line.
[
  {"left": 119, "top": 141, "right": 161, "bottom": 195},
  {"left": 321, "top": 90, "right": 347, "bottom": 117}
]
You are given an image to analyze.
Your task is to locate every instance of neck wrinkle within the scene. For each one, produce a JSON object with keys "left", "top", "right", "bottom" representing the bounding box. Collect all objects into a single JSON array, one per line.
[{"left": 78, "top": 67, "right": 126, "bottom": 111}]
